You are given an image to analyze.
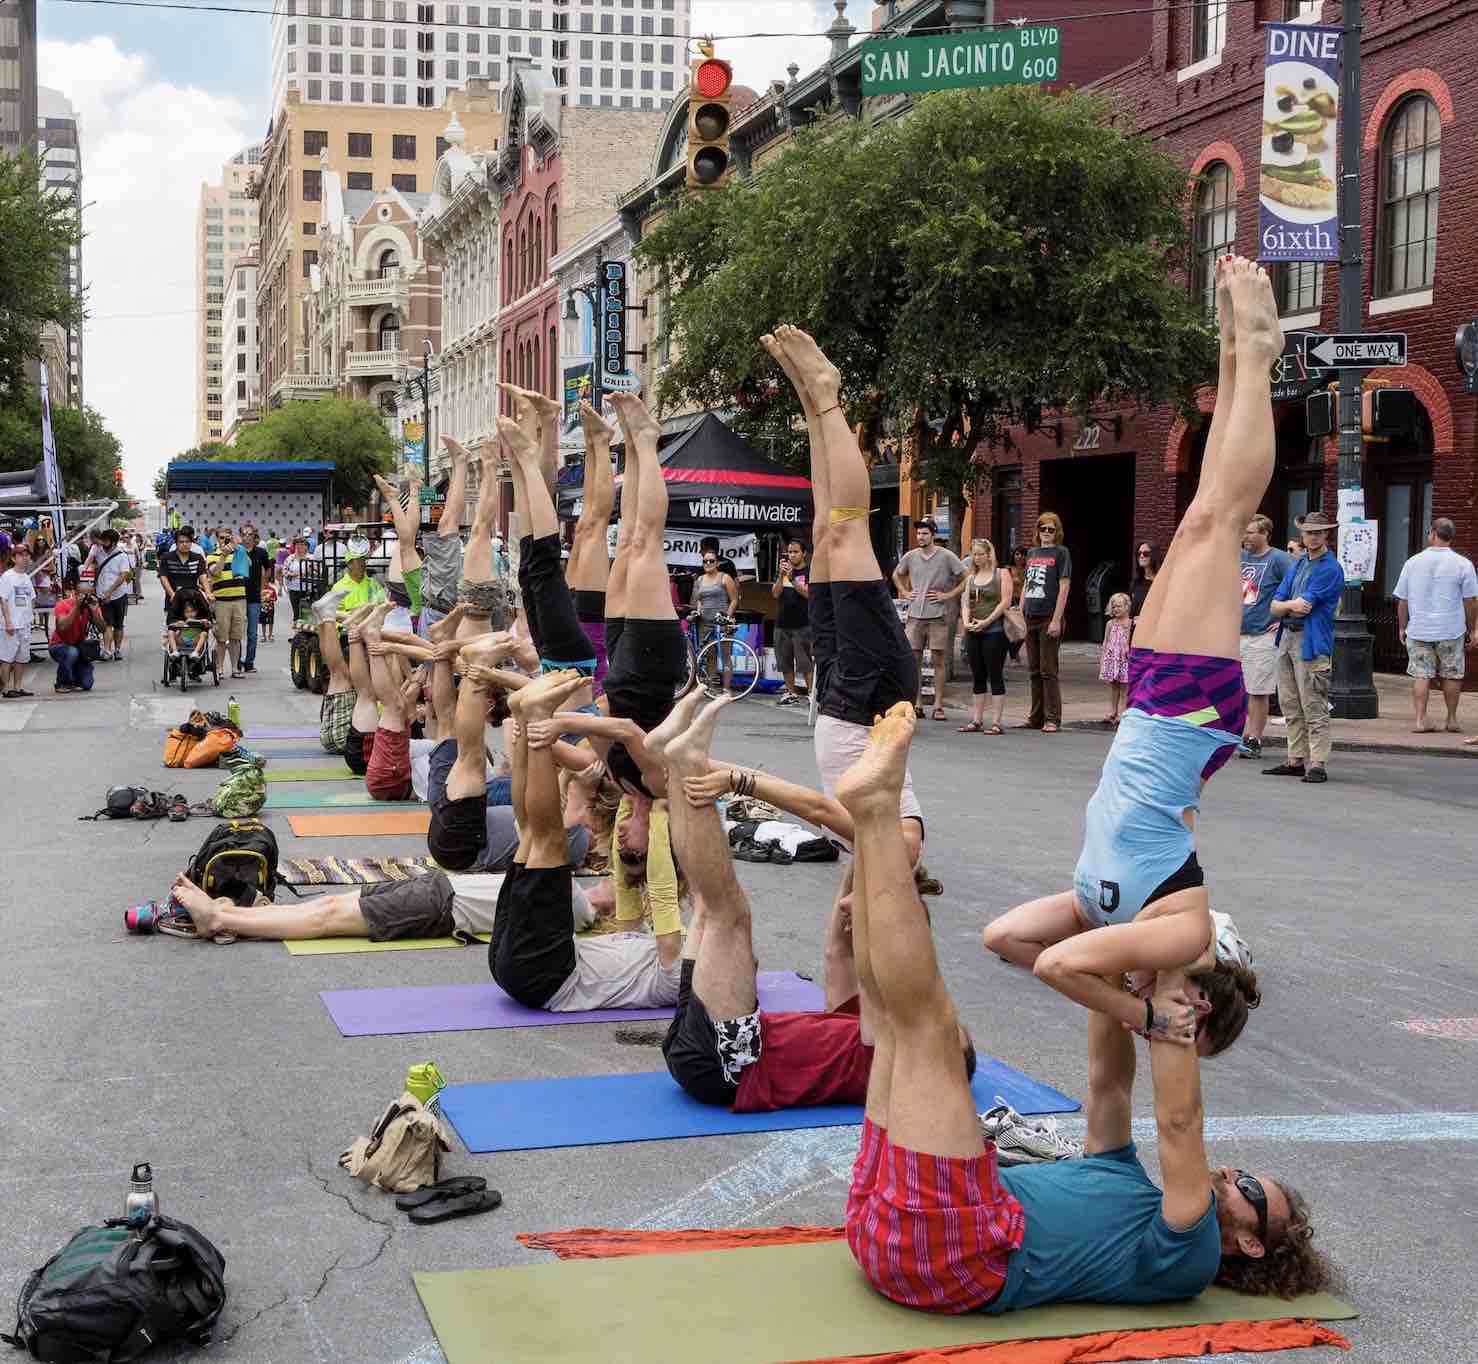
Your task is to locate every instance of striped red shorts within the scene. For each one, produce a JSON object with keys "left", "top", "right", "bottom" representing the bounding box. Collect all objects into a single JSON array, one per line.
[{"left": 845, "top": 1119, "right": 1024, "bottom": 1314}]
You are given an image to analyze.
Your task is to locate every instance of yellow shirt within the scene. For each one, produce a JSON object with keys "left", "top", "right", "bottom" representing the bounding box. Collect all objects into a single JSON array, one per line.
[{"left": 330, "top": 568, "right": 386, "bottom": 613}]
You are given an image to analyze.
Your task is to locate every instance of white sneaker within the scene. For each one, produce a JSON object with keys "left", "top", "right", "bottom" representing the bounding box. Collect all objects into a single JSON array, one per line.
[
  {"left": 311, "top": 588, "right": 350, "bottom": 624},
  {"left": 978, "top": 1099, "right": 1082, "bottom": 1166}
]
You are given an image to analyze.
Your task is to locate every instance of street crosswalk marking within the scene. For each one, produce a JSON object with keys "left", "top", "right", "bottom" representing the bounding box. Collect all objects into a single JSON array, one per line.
[{"left": 0, "top": 701, "right": 38, "bottom": 733}]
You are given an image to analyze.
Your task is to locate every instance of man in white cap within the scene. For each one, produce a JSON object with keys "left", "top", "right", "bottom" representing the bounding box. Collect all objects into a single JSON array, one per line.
[{"left": 326, "top": 540, "right": 386, "bottom": 615}]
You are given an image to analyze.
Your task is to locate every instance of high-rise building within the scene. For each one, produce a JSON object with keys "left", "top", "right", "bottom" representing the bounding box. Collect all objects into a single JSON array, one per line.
[
  {"left": 268, "top": 0, "right": 690, "bottom": 119},
  {"left": 0, "top": 0, "right": 38, "bottom": 158},
  {"left": 222, "top": 250, "right": 261, "bottom": 442},
  {"left": 195, "top": 144, "right": 263, "bottom": 445},
  {"left": 253, "top": 82, "right": 499, "bottom": 410},
  {"left": 37, "top": 87, "right": 83, "bottom": 406}
]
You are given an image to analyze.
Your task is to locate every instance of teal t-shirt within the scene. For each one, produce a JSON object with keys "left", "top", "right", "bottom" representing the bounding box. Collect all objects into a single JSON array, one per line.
[{"left": 986, "top": 1143, "right": 1220, "bottom": 1313}]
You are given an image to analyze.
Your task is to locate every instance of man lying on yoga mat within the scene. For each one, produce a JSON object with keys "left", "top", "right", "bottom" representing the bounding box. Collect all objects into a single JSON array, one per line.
[
  {"left": 760, "top": 326, "right": 923, "bottom": 861},
  {"left": 646, "top": 688, "right": 973, "bottom": 1112},
  {"left": 836, "top": 703, "right": 1334, "bottom": 1315},
  {"left": 983, "top": 259, "right": 1271, "bottom": 1055},
  {"left": 487, "top": 669, "right": 682, "bottom": 1011}
]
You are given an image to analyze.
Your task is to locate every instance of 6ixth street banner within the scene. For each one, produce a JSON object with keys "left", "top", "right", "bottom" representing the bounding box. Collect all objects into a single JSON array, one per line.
[
  {"left": 1257, "top": 23, "right": 1342, "bottom": 262},
  {"left": 860, "top": 26, "right": 1059, "bottom": 96}
]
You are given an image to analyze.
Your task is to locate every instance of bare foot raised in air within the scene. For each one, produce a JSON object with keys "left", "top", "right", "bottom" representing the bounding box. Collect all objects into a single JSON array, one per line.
[
  {"left": 609, "top": 392, "right": 661, "bottom": 453},
  {"left": 646, "top": 684, "right": 708, "bottom": 766},
  {"left": 426, "top": 603, "right": 468, "bottom": 643},
  {"left": 836, "top": 702, "right": 916, "bottom": 819},
  {"left": 774, "top": 325, "right": 842, "bottom": 409},
  {"left": 510, "top": 668, "right": 584, "bottom": 720},
  {"left": 465, "top": 663, "right": 528, "bottom": 694},
  {"left": 579, "top": 399, "right": 616, "bottom": 447},
  {"left": 761, "top": 331, "right": 817, "bottom": 416},
  {"left": 666, "top": 694, "right": 735, "bottom": 776},
  {"left": 496, "top": 413, "right": 541, "bottom": 468},
  {"left": 1224, "top": 257, "right": 1283, "bottom": 372},
  {"left": 459, "top": 632, "right": 519, "bottom": 671},
  {"left": 1215, "top": 256, "right": 1236, "bottom": 372},
  {"left": 170, "top": 874, "right": 223, "bottom": 937}
]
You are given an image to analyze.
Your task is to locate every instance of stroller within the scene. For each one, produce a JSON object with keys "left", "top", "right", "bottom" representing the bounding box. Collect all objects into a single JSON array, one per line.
[{"left": 162, "top": 590, "right": 220, "bottom": 693}]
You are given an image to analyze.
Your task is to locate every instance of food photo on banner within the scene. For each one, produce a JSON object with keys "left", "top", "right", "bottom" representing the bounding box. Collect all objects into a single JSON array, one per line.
[{"left": 1257, "top": 22, "right": 1342, "bottom": 263}]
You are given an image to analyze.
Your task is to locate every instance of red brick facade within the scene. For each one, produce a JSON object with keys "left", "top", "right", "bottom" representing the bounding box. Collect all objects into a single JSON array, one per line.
[{"left": 969, "top": 0, "right": 1477, "bottom": 670}]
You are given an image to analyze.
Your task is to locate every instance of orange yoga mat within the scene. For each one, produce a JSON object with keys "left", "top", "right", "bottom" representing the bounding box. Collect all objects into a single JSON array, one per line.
[
  {"left": 287, "top": 811, "right": 432, "bottom": 837},
  {"left": 514, "top": 1228, "right": 1353, "bottom": 1364}
]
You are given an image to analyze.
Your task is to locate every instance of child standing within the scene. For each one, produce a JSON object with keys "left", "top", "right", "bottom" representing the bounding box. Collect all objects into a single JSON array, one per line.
[
  {"left": 1098, "top": 591, "right": 1132, "bottom": 724},
  {"left": 259, "top": 578, "right": 278, "bottom": 643}
]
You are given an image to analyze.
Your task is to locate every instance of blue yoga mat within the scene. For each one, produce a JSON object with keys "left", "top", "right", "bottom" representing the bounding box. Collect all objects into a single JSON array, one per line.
[{"left": 439, "top": 1061, "right": 1078, "bottom": 1153}]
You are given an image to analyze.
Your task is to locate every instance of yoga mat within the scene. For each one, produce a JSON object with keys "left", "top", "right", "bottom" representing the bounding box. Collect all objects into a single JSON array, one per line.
[
  {"left": 264, "top": 766, "right": 355, "bottom": 782},
  {"left": 245, "top": 725, "right": 321, "bottom": 739},
  {"left": 266, "top": 790, "right": 421, "bottom": 809},
  {"left": 287, "top": 933, "right": 489, "bottom": 955},
  {"left": 287, "top": 811, "right": 432, "bottom": 837},
  {"left": 281, "top": 855, "right": 438, "bottom": 886},
  {"left": 247, "top": 746, "right": 338, "bottom": 759},
  {"left": 439, "top": 1058, "right": 1076, "bottom": 1153},
  {"left": 320, "top": 970, "right": 822, "bottom": 1037},
  {"left": 413, "top": 1240, "right": 1357, "bottom": 1364}
]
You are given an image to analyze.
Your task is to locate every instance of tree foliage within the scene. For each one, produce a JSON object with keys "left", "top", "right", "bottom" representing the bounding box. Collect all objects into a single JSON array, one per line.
[
  {"left": 195, "top": 398, "right": 396, "bottom": 507},
  {"left": 0, "top": 153, "right": 84, "bottom": 398},
  {"left": 637, "top": 87, "right": 1217, "bottom": 529},
  {"left": 0, "top": 396, "right": 124, "bottom": 502}
]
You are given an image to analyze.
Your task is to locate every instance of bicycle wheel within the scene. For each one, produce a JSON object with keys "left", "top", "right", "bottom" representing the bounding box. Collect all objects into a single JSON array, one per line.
[{"left": 694, "top": 636, "right": 761, "bottom": 700}]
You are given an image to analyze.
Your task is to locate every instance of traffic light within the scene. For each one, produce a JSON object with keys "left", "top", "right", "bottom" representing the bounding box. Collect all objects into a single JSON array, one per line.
[
  {"left": 686, "top": 54, "right": 733, "bottom": 188},
  {"left": 113, "top": 466, "right": 123, "bottom": 487}
]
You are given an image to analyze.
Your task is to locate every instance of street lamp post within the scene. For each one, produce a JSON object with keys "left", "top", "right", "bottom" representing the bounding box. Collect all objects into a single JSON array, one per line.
[{"left": 421, "top": 339, "right": 435, "bottom": 485}]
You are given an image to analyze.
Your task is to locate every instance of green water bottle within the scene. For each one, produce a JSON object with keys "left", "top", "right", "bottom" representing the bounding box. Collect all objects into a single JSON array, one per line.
[{"left": 227, "top": 695, "right": 241, "bottom": 728}]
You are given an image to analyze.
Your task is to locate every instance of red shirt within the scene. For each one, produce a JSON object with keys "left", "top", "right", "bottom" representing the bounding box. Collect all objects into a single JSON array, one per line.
[
  {"left": 49, "top": 596, "right": 103, "bottom": 647},
  {"left": 733, "top": 996, "right": 873, "bottom": 1113}
]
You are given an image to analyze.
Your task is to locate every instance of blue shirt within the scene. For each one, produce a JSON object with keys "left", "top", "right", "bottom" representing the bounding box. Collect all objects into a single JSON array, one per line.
[
  {"left": 1272, "top": 551, "right": 1345, "bottom": 661},
  {"left": 988, "top": 1143, "right": 1221, "bottom": 1313},
  {"left": 1240, "top": 548, "right": 1293, "bottom": 634},
  {"left": 1073, "top": 708, "right": 1239, "bottom": 926}
]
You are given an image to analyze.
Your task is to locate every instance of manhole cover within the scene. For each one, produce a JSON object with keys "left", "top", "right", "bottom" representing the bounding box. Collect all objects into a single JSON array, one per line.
[{"left": 1394, "top": 1018, "right": 1478, "bottom": 1040}]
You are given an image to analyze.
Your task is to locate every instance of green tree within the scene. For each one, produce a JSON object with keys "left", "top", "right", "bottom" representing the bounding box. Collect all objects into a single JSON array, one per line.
[
  {"left": 154, "top": 443, "right": 230, "bottom": 501},
  {"left": 0, "top": 396, "right": 124, "bottom": 503},
  {"left": 228, "top": 398, "right": 395, "bottom": 506},
  {"left": 637, "top": 87, "right": 1217, "bottom": 541},
  {"left": 0, "top": 153, "right": 84, "bottom": 397}
]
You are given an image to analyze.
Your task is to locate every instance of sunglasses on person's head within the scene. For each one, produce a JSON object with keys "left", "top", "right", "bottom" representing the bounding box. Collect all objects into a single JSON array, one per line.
[{"left": 1234, "top": 1169, "right": 1269, "bottom": 1245}]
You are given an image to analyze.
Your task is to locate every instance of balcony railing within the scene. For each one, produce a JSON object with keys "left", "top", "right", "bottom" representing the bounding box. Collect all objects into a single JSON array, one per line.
[
  {"left": 269, "top": 371, "right": 335, "bottom": 404},
  {"left": 346, "top": 272, "right": 409, "bottom": 308},
  {"left": 345, "top": 347, "right": 409, "bottom": 377}
]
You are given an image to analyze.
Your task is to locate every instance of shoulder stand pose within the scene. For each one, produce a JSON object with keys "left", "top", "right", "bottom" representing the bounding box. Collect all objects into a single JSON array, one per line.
[
  {"left": 839, "top": 704, "right": 1334, "bottom": 1314},
  {"left": 417, "top": 435, "right": 472, "bottom": 638},
  {"left": 567, "top": 399, "right": 618, "bottom": 693},
  {"left": 983, "top": 258, "right": 1274, "bottom": 1052}
]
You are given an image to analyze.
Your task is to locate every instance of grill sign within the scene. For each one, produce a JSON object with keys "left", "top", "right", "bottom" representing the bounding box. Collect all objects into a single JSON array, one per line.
[{"left": 601, "top": 260, "right": 627, "bottom": 382}]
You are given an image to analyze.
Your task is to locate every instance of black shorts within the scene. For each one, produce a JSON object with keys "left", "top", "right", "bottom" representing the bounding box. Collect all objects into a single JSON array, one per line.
[
  {"left": 359, "top": 873, "right": 456, "bottom": 940},
  {"left": 661, "top": 959, "right": 741, "bottom": 1107},
  {"left": 102, "top": 597, "right": 128, "bottom": 631},
  {"left": 344, "top": 725, "right": 373, "bottom": 777},
  {"left": 816, "top": 579, "right": 918, "bottom": 727},
  {"left": 573, "top": 588, "right": 606, "bottom": 624},
  {"left": 1144, "top": 851, "right": 1205, "bottom": 908},
  {"left": 604, "top": 617, "right": 687, "bottom": 734},
  {"left": 428, "top": 790, "right": 488, "bottom": 872},
  {"left": 487, "top": 863, "right": 577, "bottom": 1008},
  {"left": 520, "top": 533, "right": 597, "bottom": 674}
]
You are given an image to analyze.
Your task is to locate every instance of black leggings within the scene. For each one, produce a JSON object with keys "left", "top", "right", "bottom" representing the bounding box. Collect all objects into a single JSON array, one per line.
[
  {"left": 965, "top": 627, "right": 1008, "bottom": 696},
  {"left": 518, "top": 534, "right": 597, "bottom": 673},
  {"left": 810, "top": 580, "right": 919, "bottom": 727}
]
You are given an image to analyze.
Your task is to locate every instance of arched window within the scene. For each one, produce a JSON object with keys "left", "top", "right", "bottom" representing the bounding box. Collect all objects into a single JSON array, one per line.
[
  {"left": 1191, "top": 161, "right": 1235, "bottom": 316},
  {"left": 377, "top": 247, "right": 399, "bottom": 279},
  {"left": 534, "top": 219, "right": 543, "bottom": 281},
  {"left": 1378, "top": 95, "right": 1440, "bottom": 297},
  {"left": 548, "top": 324, "right": 557, "bottom": 397},
  {"left": 532, "top": 335, "right": 541, "bottom": 396},
  {"left": 548, "top": 201, "right": 558, "bottom": 257},
  {"left": 518, "top": 228, "right": 527, "bottom": 294},
  {"left": 504, "top": 236, "right": 513, "bottom": 302},
  {"left": 378, "top": 314, "right": 400, "bottom": 352}
]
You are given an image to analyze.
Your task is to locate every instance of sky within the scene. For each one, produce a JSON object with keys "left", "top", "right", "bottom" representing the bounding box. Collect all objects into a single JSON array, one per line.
[{"left": 37, "top": 0, "right": 869, "bottom": 502}]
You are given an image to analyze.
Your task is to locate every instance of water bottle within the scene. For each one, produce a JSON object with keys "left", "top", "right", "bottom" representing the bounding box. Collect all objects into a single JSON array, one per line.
[
  {"left": 124, "top": 1163, "right": 158, "bottom": 1228},
  {"left": 227, "top": 695, "right": 241, "bottom": 728}
]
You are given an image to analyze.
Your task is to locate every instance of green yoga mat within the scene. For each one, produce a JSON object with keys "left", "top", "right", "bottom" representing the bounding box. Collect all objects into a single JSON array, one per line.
[
  {"left": 263, "top": 766, "right": 355, "bottom": 782},
  {"left": 414, "top": 1240, "right": 1356, "bottom": 1364},
  {"left": 263, "top": 790, "right": 422, "bottom": 809}
]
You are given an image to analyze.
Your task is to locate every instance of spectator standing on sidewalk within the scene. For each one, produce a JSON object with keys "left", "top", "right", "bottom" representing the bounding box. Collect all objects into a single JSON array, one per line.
[
  {"left": 893, "top": 520, "right": 966, "bottom": 722},
  {"left": 1020, "top": 511, "right": 1071, "bottom": 733},
  {"left": 239, "top": 523, "right": 273, "bottom": 674},
  {"left": 1005, "top": 546, "right": 1028, "bottom": 664},
  {"left": 92, "top": 529, "right": 134, "bottom": 661},
  {"left": 771, "top": 538, "right": 812, "bottom": 706},
  {"left": 1264, "top": 512, "right": 1344, "bottom": 783},
  {"left": 279, "top": 535, "right": 313, "bottom": 624},
  {"left": 1129, "top": 540, "right": 1161, "bottom": 625},
  {"left": 959, "top": 537, "right": 1010, "bottom": 734},
  {"left": 206, "top": 526, "right": 249, "bottom": 679},
  {"left": 0, "top": 541, "right": 37, "bottom": 697},
  {"left": 1393, "top": 517, "right": 1478, "bottom": 736},
  {"left": 1237, "top": 515, "right": 1292, "bottom": 760}
]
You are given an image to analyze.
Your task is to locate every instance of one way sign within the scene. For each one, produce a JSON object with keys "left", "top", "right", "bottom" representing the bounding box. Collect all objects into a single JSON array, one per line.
[{"left": 1301, "top": 333, "right": 1408, "bottom": 368}]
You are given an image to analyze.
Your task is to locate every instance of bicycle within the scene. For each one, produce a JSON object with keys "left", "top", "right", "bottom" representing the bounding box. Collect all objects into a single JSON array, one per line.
[{"left": 679, "top": 609, "right": 762, "bottom": 700}]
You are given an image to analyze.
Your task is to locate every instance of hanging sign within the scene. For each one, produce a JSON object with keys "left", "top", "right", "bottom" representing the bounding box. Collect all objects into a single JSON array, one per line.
[
  {"left": 860, "top": 26, "right": 1060, "bottom": 95},
  {"left": 1257, "top": 23, "right": 1342, "bottom": 262},
  {"left": 601, "top": 260, "right": 627, "bottom": 384}
]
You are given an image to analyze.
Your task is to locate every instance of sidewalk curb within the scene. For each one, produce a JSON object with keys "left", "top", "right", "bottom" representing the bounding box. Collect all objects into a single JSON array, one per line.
[{"left": 1054, "top": 720, "right": 1478, "bottom": 761}]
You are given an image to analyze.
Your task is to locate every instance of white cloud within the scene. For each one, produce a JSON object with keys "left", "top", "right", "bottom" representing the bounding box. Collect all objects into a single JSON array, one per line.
[
  {"left": 690, "top": 0, "right": 867, "bottom": 103},
  {"left": 39, "top": 37, "right": 253, "bottom": 501}
]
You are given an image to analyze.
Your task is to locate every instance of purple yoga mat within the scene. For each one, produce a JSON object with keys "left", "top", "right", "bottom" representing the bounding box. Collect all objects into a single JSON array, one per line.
[
  {"left": 248, "top": 726, "right": 322, "bottom": 740},
  {"left": 320, "top": 970, "right": 823, "bottom": 1037}
]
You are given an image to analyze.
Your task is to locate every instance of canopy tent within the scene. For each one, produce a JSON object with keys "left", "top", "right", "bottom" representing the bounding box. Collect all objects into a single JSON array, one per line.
[{"left": 558, "top": 413, "right": 812, "bottom": 533}]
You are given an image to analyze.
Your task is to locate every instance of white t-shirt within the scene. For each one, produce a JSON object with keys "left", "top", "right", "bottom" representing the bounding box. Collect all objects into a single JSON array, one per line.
[
  {"left": 445, "top": 872, "right": 504, "bottom": 935},
  {"left": 408, "top": 738, "right": 439, "bottom": 802},
  {"left": 0, "top": 568, "right": 37, "bottom": 633},
  {"left": 1393, "top": 547, "right": 1478, "bottom": 642},
  {"left": 94, "top": 550, "right": 131, "bottom": 603},
  {"left": 545, "top": 933, "right": 682, "bottom": 1012}
]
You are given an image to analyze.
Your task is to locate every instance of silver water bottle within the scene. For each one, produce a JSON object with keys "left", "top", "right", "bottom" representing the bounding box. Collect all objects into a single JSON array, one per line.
[{"left": 124, "top": 1163, "right": 158, "bottom": 1228}]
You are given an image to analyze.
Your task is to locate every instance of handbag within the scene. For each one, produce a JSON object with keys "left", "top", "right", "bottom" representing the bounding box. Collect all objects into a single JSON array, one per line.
[{"left": 1003, "top": 606, "right": 1027, "bottom": 644}]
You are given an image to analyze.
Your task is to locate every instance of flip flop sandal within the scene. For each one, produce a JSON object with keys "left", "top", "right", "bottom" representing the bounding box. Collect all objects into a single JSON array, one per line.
[
  {"left": 406, "top": 1188, "right": 502, "bottom": 1225},
  {"left": 395, "top": 1176, "right": 488, "bottom": 1211},
  {"left": 932, "top": 710, "right": 947, "bottom": 721},
  {"left": 985, "top": 724, "right": 1004, "bottom": 735},
  {"left": 958, "top": 722, "right": 983, "bottom": 733},
  {"left": 169, "top": 794, "right": 190, "bottom": 822}
]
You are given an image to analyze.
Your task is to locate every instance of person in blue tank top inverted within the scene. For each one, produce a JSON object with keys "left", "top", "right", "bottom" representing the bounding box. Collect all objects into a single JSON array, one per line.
[
  {"left": 984, "top": 257, "right": 1276, "bottom": 1054},
  {"left": 834, "top": 703, "right": 1337, "bottom": 1316}
]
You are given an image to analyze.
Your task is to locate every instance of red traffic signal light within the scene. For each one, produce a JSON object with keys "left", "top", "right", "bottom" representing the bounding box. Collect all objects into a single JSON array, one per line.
[
  {"left": 686, "top": 56, "right": 733, "bottom": 189},
  {"left": 694, "top": 58, "right": 731, "bottom": 99},
  {"left": 113, "top": 467, "right": 123, "bottom": 486}
]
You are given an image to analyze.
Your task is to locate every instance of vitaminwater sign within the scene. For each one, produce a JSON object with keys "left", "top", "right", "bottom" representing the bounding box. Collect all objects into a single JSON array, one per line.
[
  {"left": 1257, "top": 23, "right": 1342, "bottom": 262},
  {"left": 860, "top": 27, "right": 1060, "bottom": 96}
]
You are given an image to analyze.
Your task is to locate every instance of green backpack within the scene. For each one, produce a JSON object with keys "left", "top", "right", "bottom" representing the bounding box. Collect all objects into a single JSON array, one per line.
[{"left": 210, "top": 760, "right": 265, "bottom": 818}]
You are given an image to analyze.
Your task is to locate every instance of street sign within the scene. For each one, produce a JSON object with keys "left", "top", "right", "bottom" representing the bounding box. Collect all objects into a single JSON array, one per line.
[
  {"left": 1272, "top": 332, "right": 1333, "bottom": 403},
  {"left": 1301, "top": 333, "right": 1407, "bottom": 368},
  {"left": 601, "top": 260, "right": 627, "bottom": 383},
  {"left": 602, "top": 371, "right": 642, "bottom": 395},
  {"left": 860, "top": 26, "right": 1060, "bottom": 96}
]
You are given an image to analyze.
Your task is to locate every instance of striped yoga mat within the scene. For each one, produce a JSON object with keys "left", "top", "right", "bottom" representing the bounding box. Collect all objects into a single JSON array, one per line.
[{"left": 280, "top": 856, "right": 439, "bottom": 886}]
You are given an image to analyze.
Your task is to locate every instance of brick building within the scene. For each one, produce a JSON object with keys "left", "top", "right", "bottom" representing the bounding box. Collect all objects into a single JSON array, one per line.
[{"left": 964, "top": 0, "right": 1477, "bottom": 672}]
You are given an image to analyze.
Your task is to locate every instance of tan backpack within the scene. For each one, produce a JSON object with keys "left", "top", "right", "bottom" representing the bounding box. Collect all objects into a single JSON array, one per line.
[{"left": 338, "top": 1093, "right": 449, "bottom": 1193}]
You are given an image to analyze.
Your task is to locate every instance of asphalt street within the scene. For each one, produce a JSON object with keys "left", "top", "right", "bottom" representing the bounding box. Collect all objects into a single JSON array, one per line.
[{"left": 3, "top": 592, "right": 1476, "bottom": 1363}]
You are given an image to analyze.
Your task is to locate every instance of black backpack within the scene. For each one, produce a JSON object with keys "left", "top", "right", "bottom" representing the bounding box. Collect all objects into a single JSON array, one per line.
[
  {"left": 187, "top": 819, "right": 279, "bottom": 906},
  {"left": 80, "top": 789, "right": 165, "bottom": 822},
  {"left": 2, "top": 1216, "right": 227, "bottom": 1362}
]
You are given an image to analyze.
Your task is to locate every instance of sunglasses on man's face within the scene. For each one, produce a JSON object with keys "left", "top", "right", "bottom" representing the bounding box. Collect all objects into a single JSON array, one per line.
[{"left": 1233, "top": 1169, "right": 1269, "bottom": 1245}]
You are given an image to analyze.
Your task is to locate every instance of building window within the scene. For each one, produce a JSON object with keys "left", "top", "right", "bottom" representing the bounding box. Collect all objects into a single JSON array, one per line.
[
  {"left": 1377, "top": 94, "right": 1440, "bottom": 297},
  {"left": 392, "top": 172, "right": 417, "bottom": 192},
  {"left": 377, "top": 247, "right": 400, "bottom": 277},
  {"left": 303, "top": 129, "right": 329, "bottom": 154},
  {"left": 348, "top": 131, "right": 372, "bottom": 156},
  {"left": 1282, "top": 0, "right": 1320, "bottom": 17},
  {"left": 378, "top": 315, "right": 401, "bottom": 350},
  {"left": 303, "top": 168, "right": 323, "bottom": 200},
  {"left": 238, "top": 380, "right": 248, "bottom": 398},
  {"left": 1190, "top": 161, "right": 1235, "bottom": 316},
  {"left": 1274, "top": 261, "right": 1324, "bottom": 315},
  {"left": 548, "top": 201, "right": 557, "bottom": 255},
  {"left": 417, "top": 86, "right": 434, "bottom": 106},
  {"left": 1191, "top": 0, "right": 1226, "bottom": 62},
  {"left": 302, "top": 250, "right": 318, "bottom": 277},
  {"left": 392, "top": 133, "right": 417, "bottom": 159},
  {"left": 549, "top": 324, "right": 557, "bottom": 396},
  {"left": 347, "top": 170, "right": 373, "bottom": 189}
]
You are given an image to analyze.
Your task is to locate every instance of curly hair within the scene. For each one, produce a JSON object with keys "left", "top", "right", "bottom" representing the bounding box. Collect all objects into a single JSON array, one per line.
[
  {"left": 1194, "top": 958, "right": 1261, "bottom": 1057},
  {"left": 1216, "top": 1182, "right": 1338, "bottom": 1298}
]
